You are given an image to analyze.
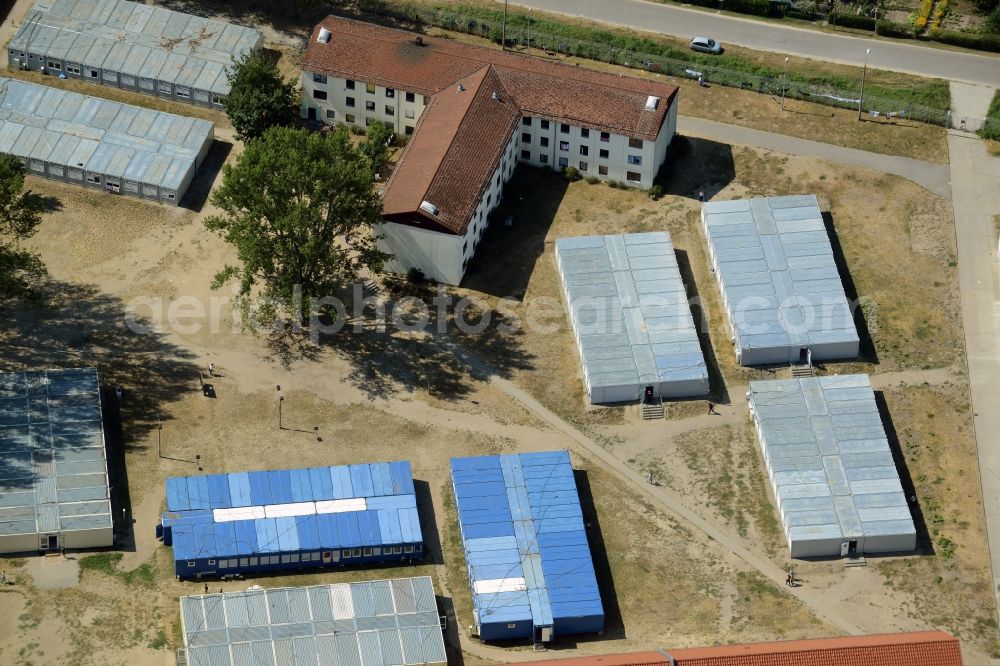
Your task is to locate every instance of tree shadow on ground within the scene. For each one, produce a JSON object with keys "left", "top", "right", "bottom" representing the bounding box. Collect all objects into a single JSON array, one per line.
[
  {"left": 180, "top": 139, "right": 233, "bottom": 212},
  {"left": 264, "top": 279, "right": 536, "bottom": 402},
  {"left": 656, "top": 135, "right": 735, "bottom": 200},
  {"left": 1, "top": 279, "right": 203, "bottom": 446},
  {"left": 462, "top": 165, "right": 568, "bottom": 300},
  {"left": 822, "top": 211, "right": 879, "bottom": 365}
]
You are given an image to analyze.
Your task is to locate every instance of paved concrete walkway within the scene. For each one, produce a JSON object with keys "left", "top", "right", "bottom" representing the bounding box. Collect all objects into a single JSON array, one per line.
[
  {"left": 948, "top": 81, "right": 1000, "bottom": 627},
  {"left": 678, "top": 115, "right": 953, "bottom": 199}
]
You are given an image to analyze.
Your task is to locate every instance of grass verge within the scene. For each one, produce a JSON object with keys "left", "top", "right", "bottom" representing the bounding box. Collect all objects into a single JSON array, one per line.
[
  {"left": 979, "top": 89, "right": 1000, "bottom": 141},
  {"left": 79, "top": 552, "right": 157, "bottom": 587}
]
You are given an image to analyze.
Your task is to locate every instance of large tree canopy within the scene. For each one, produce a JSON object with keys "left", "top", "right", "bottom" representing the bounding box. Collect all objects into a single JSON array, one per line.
[
  {"left": 0, "top": 155, "right": 46, "bottom": 302},
  {"left": 223, "top": 48, "right": 298, "bottom": 142},
  {"left": 205, "top": 126, "right": 389, "bottom": 326}
]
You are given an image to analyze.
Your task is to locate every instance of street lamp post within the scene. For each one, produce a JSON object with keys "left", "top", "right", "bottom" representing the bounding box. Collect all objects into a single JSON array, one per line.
[
  {"left": 781, "top": 56, "right": 789, "bottom": 111},
  {"left": 276, "top": 385, "right": 283, "bottom": 430},
  {"left": 858, "top": 48, "right": 871, "bottom": 121},
  {"left": 157, "top": 415, "right": 162, "bottom": 459}
]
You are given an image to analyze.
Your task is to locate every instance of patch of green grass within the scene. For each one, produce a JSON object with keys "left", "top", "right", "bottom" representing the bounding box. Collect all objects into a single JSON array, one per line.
[
  {"left": 147, "top": 629, "right": 168, "bottom": 650},
  {"left": 79, "top": 553, "right": 156, "bottom": 587},
  {"left": 979, "top": 89, "right": 1000, "bottom": 140}
]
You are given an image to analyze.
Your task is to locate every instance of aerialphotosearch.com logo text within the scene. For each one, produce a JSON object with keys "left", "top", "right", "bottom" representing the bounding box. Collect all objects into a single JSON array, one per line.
[{"left": 123, "top": 283, "right": 875, "bottom": 343}]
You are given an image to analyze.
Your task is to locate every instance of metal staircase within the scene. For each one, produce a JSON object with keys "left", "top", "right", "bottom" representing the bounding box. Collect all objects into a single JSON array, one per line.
[
  {"left": 641, "top": 398, "right": 664, "bottom": 420},
  {"left": 791, "top": 363, "right": 814, "bottom": 378}
]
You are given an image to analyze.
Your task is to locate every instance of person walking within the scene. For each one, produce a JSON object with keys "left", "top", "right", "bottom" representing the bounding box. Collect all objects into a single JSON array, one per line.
[
  {"left": 698, "top": 190, "right": 706, "bottom": 202},
  {"left": 707, "top": 402, "right": 718, "bottom": 415},
  {"left": 208, "top": 363, "right": 215, "bottom": 377}
]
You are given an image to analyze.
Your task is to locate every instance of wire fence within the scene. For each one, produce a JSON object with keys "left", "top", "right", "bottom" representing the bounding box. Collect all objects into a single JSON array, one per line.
[{"left": 382, "top": 6, "right": 969, "bottom": 128}]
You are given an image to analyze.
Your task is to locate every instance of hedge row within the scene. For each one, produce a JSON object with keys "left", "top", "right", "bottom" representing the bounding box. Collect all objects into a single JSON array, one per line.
[
  {"left": 875, "top": 19, "right": 917, "bottom": 38},
  {"left": 683, "top": 0, "right": 719, "bottom": 8},
  {"left": 829, "top": 13, "right": 876, "bottom": 30},
  {"left": 980, "top": 90, "right": 1000, "bottom": 141},
  {"left": 724, "top": 0, "right": 783, "bottom": 17},
  {"left": 931, "top": 29, "right": 1000, "bottom": 52}
]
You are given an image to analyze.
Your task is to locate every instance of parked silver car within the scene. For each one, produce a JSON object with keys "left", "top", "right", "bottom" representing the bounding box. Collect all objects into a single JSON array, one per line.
[{"left": 689, "top": 36, "right": 722, "bottom": 54}]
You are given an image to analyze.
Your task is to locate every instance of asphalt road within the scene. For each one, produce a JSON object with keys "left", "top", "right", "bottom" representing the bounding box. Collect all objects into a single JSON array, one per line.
[{"left": 500, "top": 0, "right": 1000, "bottom": 86}]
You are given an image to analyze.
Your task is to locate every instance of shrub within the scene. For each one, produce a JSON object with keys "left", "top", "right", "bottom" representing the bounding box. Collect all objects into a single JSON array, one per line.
[
  {"left": 684, "top": 0, "right": 719, "bottom": 7},
  {"left": 986, "top": 7, "right": 1000, "bottom": 33},
  {"left": 648, "top": 184, "right": 664, "bottom": 199},
  {"left": 564, "top": 165, "right": 580, "bottom": 181},
  {"left": 349, "top": 124, "right": 367, "bottom": 136},
  {"left": 930, "top": 29, "right": 1000, "bottom": 51},
  {"left": 978, "top": 89, "right": 1000, "bottom": 140},
  {"left": 876, "top": 19, "right": 917, "bottom": 37},
  {"left": 407, "top": 267, "right": 425, "bottom": 284},
  {"left": 725, "top": 0, "right": 778, "bottom": 16},
  {"left": 932, "top": 0, "right": 948, "bottom": 29},
  {"left": 829, "top": 12, "right": 876, "bottom": 30},
  {"left": 786, "top": 8, "right": 817, "bottom": 20},
  {"left": 607, "top": 180, "right": 623, "bottom": 189},
  {"left": 585, "top": 176, "right": 600, "bottom": 184}
]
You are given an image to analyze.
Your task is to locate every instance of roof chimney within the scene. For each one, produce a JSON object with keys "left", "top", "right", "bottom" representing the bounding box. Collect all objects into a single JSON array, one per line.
[
  {"left": 457, "top": 83, "right": 465, "bottom": 92},
  {"left": 415, "top": 36, "right": 424, "bottom": 46},
  {"left": 419, "top": 200, "right": 440, "bottom": 216},
  {"left": 491, "top": 91, "right": 500, "bottom": 101},
  {"left": 644, "top": 95, "right": 660, "bottom": 111},
  {"left": 317, "top": 27, "right": 331, "bottom": 44}
]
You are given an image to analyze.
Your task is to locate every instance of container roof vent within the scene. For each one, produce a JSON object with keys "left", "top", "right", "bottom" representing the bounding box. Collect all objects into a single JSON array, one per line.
[
  {"left": 457, "top": 83, "right": 465, "bottom": 92},
  {"left": 645, "top": 95, "right": 659, "bottom": 111},
  {"left": 317, "top": 27, "right": 332, "bottom": 44},
  {"left": 419, "top": 200, "right": 440, "bottom": 216}
]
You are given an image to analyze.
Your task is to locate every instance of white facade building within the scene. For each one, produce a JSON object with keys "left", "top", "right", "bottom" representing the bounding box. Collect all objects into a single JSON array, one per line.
[{"left": 301, "top": 17, "right": 680, "bottom": 285}]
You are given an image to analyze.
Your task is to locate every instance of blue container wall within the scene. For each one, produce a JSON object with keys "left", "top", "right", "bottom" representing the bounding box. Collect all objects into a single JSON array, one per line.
[
  {"left": 172, "top": 543, "right": 424, "bottom": 578},
  {"left": 479, "top": 620, "right": 533, "bottom": 642}
]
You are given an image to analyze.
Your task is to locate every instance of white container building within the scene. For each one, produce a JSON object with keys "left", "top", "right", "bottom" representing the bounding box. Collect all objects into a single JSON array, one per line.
[
  {"left": 7, "top": 0, "right": 262, "bottom": 108},
  {"left": 0, "top": 77, "right": 214, "bottom": 204},
  {"left": 748, "top": 374, "right": 916, "bottom": 558},
  {"left": 701, "top": 195, "right": 859, "bottom": 366},
  {"left": 0, "top": 368, "right": 113, "bottom": 554},
  {"left": 555, "top": 232, "right": 709, "bottom": 404}
]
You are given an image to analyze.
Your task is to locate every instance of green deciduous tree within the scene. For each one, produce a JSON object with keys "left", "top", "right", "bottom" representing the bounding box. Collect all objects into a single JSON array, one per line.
[
  {"left": 359, "top": 120, "right": 394, "bottom": 175},
  {"left": 0, "top": 155, "right": 46, "bottom": 302},
  {"left": 223, "top": 48, "right": 298, "bottom": 142},
  {"left": 205, "top": 126, "right": 390, "bottom": 327}
]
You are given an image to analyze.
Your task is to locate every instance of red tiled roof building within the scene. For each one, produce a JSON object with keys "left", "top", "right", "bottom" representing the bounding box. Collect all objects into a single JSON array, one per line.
[
  {"left": 301, "top": 16, "right": 679, "bottom": 285},
  {"left": 502, "top": 631, "right": 964, "bottom": 666}
]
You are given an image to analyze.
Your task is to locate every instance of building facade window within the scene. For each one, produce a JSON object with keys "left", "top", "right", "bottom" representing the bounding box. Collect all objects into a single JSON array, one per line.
[
  {"left": 521, "top": 132, "right": 531, "bottom": 143},
  {"left": 599, "top": 148, "right": 609, "bottom": 159},
  {"left": 326, "top": 109, "right": 335, "bottom": 119},
  {"left": 560, "top": 123, "right": 570, "bottom": 134},
  {"left": 312, "top": 89, "right": 327, "bottom": 100},
  {"left": 626, "top": 171, "right": 642, "bottom": 182},
  {"left": 405, "top": 125, "right": 413, "bottom": 135},
  {"left": 405, "top": 109, "right": 415, "bottom": 119},
  {"left": 313, "top": 73, "right": 327, "bottom": 84},
  {"left": 385, "top": 105, "right": 394, "bottom": 115},
  {"left": 366, "top": 100, "right": 375, "bottom": 111},
  {"left": 522, "top": 117, "right": 531, "bottom": 126},
  {"left": 346, "top": 96, "right": 355, "bottom": 107},
  {"left": 346, "top": 79, "right": 355, "bottom": 89},
  {"left": 405, "top": 91, "right": 415, "bottom": 102},
  {"left": 423, "top": 95, "right": 431, "bottom": 104},
  {"left": 540, "top": 120, "right": 550, "bottom": 130},
  {"left": 580, "top": 128, "right": 590, "bottom": 138},
  {"left": 559, "top": 141, "right": 569, "bottom": 151},
  {"left": 628, "top": 155, "right": 642, "bottom": 165},
  {"left": 579, "top": 145, "right": 589, "bottom": 156},
  {"left": 579, "top": 161, "right": 588, "bottom": 171},
  {"left": 385, "top": 88, "right": 394, "bottom": 98},
  {"left": 540, "top": 154, "right": 549, "bottom": 164},
  {"left": 540, "top": 137, "right": 549, "bottom": 147},
  {"left": 629, "top": 137, "right": 644, "bottom": 149},
  {"left": 558, "top": 156, "right": 568, "bottom": 167},
  {"left": 366, "top": 82, "right": 376, "bottom": 94},
  {"left": 598, "top": 165, "right": 608, "bottom": 175},
  {"left": 600, "top": 131, "right": 610, "bottom": 142},
  {"left": 521, "top": 149, "right": 530, "bottom": 159},
  {"left": 346, "top": 113, "right": 355, "bottom": 123}
]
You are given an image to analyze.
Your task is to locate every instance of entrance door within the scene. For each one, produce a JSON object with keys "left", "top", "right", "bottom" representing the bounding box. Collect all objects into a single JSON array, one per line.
[
  {"left": 47, "top": 535, "right": 58, "bottom": 550},
  {"left": 798, "top": 348, "right": 808, "bottom": 363},
  {"left": 848, "top": 539, "right": 858, "bottom": 555},
  {"left": 307, "top": 107, "right": 317, "bottom": 121}
]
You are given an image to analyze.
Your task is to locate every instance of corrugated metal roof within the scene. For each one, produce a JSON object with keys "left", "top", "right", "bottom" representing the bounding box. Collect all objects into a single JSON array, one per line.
[
  {"left": 9, "top": 0, "right": 261, "bottom": 97},
  {"left": 555, "top": 232, "right": 708, "bottom": 404},
  {"left": 701, "top": 195, "right": 859, "bottom": 365},
  {"left": 0, "top": 77, "right": 212, "bottom": 191},
  {"left": 181, "top": 577, "right": 446, "bottom": 666},
  {"left": 748, "top": 375, "right": 915, "bottom": 555},
  {"left": 0, "top": 369, "right": 112, "bottom": 545},
  {"left": 450, "top": 451, "right": 604, "bottom": 639},
  {"left": 163, "top": 462, "right": 422, "bottom": 567}
]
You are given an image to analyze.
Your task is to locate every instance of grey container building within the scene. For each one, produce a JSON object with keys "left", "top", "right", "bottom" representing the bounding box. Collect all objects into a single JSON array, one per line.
[
  {"left": 701, "top": 195, "right": 859, "bottom": 366},
  {"left": 0, "top": 77, "right": 214, "bottom": 204},
  {"left": 748, "top": 374, "right": 916, "bottom": 558},
  {"left": 7, "top": 0, "right": 262, "bottom": 108},
  {"left": 179, "top": 576, "right": 447, "bottom": 666},
  {"left": 555, "top": 231, "right": 709, "bottom": 404},
  {"left": 0, "top": 368, "right": 113, "bottom": 554}
]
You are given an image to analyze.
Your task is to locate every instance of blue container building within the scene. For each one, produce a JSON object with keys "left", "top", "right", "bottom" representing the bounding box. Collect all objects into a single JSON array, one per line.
[
  {"left": 450, "top": 450, "right": 604, "bottom": 643},
  {"left": 161, "top": 461, "right": 423, "bottom": 579}
]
